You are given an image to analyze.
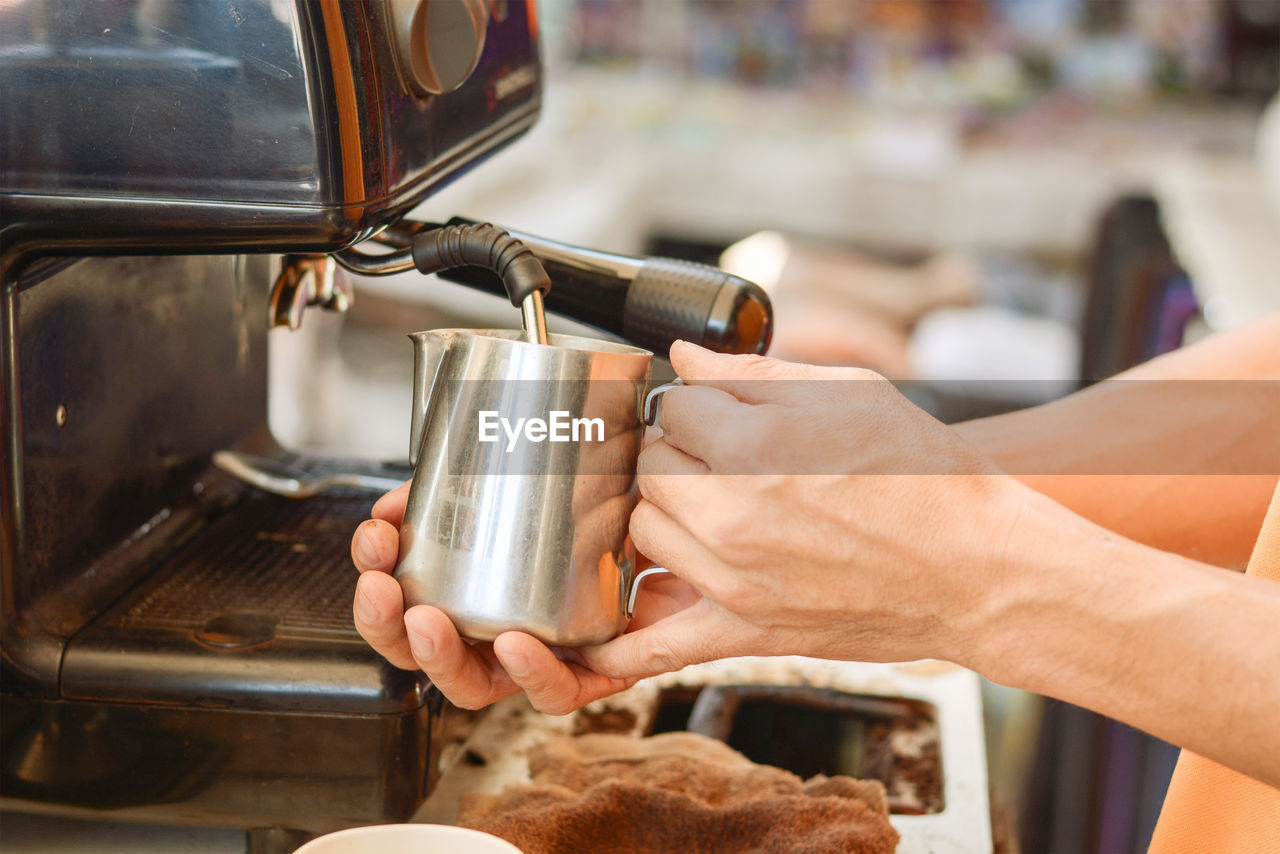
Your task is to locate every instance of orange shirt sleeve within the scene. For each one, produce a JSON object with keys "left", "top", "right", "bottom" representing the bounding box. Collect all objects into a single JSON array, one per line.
[{"left": 1148, "top": 482, "right": 1280, "bottom": 853}]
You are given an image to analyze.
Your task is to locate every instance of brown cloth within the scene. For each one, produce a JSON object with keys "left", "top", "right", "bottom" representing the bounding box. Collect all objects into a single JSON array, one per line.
[{"left": 458, "top": 732, "right": 899, "bottom": 854}]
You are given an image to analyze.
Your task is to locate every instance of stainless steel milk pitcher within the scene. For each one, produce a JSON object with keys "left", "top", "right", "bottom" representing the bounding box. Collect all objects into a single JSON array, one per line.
[{"left": 394, "top": 329, "right": 669, "bottom": 646}]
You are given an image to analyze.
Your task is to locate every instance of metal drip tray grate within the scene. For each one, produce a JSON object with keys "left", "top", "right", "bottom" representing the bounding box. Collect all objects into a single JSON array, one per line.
[
  {"left": 105, "top": 491, "right": 371, "bottom": 636},
  {"left": 60, "top": 486, "right": 422, "bottom": 714}
]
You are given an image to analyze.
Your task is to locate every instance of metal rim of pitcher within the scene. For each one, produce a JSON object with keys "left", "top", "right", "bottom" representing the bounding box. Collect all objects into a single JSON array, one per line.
[{"left": 411, "top": 327, "right": 657, "bottom": 358}]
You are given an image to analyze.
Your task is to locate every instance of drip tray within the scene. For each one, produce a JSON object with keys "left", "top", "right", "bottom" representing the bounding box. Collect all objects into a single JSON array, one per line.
[
  {"left": 647, "top": 684, "right": 943, "bottom": 814},
  {"left": 60, "top": 488, "right": 424, "bottom": 715}
]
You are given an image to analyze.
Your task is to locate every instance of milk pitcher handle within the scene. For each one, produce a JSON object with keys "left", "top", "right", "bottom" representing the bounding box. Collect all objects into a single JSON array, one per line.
[
  {"left": 625, "top": 566, "right": 671, "bottom": 618},
  {"left": 626, "top": 379, "right": 682, "bottom": 618},
  {"left": 642, "top": 379, "right": 683, "bottom": 426}
]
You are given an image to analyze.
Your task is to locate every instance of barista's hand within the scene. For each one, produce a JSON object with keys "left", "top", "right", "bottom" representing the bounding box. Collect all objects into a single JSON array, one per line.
[
  {"left": 582, "top": 341, "right": 1033, "bottom": 679},
  {"left": 351, "top": 490, "right": 699, "bottom": 713}
]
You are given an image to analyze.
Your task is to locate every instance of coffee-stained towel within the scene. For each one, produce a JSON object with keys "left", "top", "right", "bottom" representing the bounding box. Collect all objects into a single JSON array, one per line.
[{"left": 458, "top": 731, "right": 899, "bottom": 854}]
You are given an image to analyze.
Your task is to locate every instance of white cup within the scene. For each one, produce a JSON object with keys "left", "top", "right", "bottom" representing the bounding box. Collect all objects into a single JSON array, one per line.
[{"left": 293, "top": 824, "right": 522, "bottom": 854}]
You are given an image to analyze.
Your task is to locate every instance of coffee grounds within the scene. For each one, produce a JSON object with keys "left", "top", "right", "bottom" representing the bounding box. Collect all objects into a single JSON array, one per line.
[
  {"left": 571, "top": 705, "right": 639, "bottom": 736},
  {"left": 864, "top": 719, "right": 944, "bottom": 814}
]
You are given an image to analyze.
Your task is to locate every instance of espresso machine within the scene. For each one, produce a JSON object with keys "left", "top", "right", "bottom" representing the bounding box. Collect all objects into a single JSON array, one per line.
[{"left": 0, "top": 1, "right": 769, "bottom": 850}]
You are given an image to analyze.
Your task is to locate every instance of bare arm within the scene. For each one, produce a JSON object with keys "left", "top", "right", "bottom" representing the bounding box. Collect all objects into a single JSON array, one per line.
[
  {"left": 585, "top": 341, "right": 1280, "bottom": 787},
  {"left": 970, "top": 488, "right": 1280, "bottom": 786},
  {"left": 350, "top": 320, "right": 1280, "bottom": 771},
  {"left": 956, "top": 315, "right": 1280, "bottom": 568}
]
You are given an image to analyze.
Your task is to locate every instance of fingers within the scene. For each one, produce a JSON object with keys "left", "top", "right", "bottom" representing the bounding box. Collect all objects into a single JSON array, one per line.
[
  {"left": 492, "top": 633, "right": 637, "bottom": 716},
  {"left": 403, "top": 605, "right": 519, "bottom": 710},
  {"left": 353, "top": 570, "right": 417, "bottom": 670},
  {"left": 371, "top": 481, "right": 411, "bottom": 526},
  {"left": 655, "top": 384, "right": 752, "bottom": 468},
  {"left": 351, "top": 518, "right": 399, "bottom": 573},
  {"left": 668, "top": 340, "right": 805, "bottom": 405},
  {"left": 669, "top": 340, "right": 875, "bottom": 406},
  {"left": 629, "top": 498, "right": 736, "bottom": 592},
  {"left": 580, "top": 599, "right": 742, "bottom": 679},
  {"left": 636, "top": 440, "right": 716, "bottom": 526}
]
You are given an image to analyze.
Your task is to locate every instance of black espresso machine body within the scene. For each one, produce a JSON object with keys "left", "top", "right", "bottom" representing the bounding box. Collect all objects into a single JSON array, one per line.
[{"left": 1, "top": 0, "right": 540, "bottom": 843}]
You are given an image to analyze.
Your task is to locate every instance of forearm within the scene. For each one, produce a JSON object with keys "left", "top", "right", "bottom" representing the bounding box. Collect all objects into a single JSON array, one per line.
[
  {"left": 957, "top": 406, "right": 1277, "bottom": 568},
  {"left": 966, "top": 489, "right": 1280, "bottom": 786},
  {"left": 955, "top": 315, "right": 1280, "bottom": 567}
]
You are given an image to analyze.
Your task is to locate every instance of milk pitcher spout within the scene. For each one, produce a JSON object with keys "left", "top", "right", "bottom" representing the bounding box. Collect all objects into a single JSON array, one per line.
[{"left": 408, "top": 330, "right": 451, "bottom": 468}]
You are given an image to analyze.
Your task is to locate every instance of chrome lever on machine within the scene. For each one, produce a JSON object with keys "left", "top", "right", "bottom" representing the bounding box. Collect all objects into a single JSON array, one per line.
[
  {"left": 268, "top": 255, "right": 354, "bottom": 330},
  {"left": 213, "top": 451, "right": 405, "bottom": 499}
]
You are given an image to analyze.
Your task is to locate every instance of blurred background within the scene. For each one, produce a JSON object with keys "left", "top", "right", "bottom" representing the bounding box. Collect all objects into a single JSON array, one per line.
[{"left": 272, "top": 2, "right": 1280, "bottom": 851}]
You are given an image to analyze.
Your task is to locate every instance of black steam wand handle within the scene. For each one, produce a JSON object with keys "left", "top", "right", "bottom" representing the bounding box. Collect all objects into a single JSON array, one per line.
[
  {"left": 408, "top": 221, "right": 550, "bottom": 309},
  {"left": 407, "top": 221, "right": 551, "bottom": 344},
  {"left": 382, "top": 217, "right": 773, "bottom": 357}
]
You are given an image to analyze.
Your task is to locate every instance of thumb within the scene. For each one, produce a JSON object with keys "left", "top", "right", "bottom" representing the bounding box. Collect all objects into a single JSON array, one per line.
[
  {"left": 669, "top": 340, "right": 854, "bottom": 405},
  {"left": 579, "top": 600, "right": 741, "bottom": 679},
  {"left": 371, "top": 480, "right": 412, "bottom": 526}
]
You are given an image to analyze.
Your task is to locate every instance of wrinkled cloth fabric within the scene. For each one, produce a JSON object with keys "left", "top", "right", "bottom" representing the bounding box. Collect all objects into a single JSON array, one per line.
[
  {"left": 458, "top": 732, "right": 899, "bottom": 854},
  {"left": 1148, "top": 482, "right": 1280, "bottom": 853}
]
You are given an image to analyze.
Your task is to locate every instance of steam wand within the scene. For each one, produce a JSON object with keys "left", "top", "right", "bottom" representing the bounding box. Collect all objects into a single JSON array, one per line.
[
  {"left": 520, "top": 290, "right": 549, "bottom": 345},
  {"left": 334, "top": 216, "right": 774, "bottom": 356},
  {"left": 333, "top": 222, "right": 551, "bottom": 345}
]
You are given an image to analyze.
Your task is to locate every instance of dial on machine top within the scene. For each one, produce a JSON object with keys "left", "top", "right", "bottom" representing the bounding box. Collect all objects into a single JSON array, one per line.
[{"left": 387, "top": 0, "right": 491, "bottom": 96}]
